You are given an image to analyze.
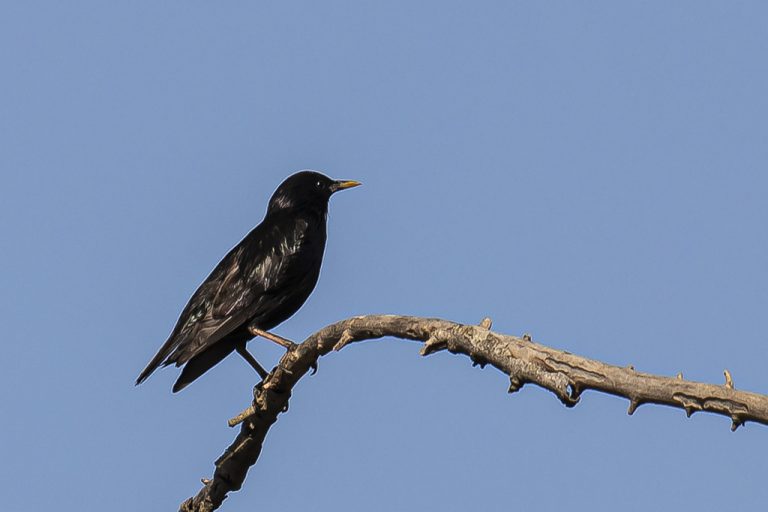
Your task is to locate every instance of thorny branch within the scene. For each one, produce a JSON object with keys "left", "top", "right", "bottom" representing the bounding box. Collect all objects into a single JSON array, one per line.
[{"left": 179, "top": 314, "right": 768, "bottom": 512}]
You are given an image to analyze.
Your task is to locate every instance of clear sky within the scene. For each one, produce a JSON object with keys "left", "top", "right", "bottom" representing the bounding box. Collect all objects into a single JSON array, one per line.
[{"left": 2, "top": 2, "right": 767, "bottom": 510}]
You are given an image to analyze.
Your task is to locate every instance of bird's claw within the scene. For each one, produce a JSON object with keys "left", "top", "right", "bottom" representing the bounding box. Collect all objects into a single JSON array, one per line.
[
  {"left": 310, "top": 361, "right": 318, "bottom": 375},
  {"left": 253, "top": 381, "right": 264, "bottom": 399}
]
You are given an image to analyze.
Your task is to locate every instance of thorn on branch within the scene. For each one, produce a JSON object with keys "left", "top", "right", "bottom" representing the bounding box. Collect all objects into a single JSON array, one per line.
[
  {"left": 677, "top": 395, "right": 702, "bottom": 418},
  {"left": 677, "top": 372, "right": 683, "bottom": 380},
  {"left": 508, "top": 375, "right": 526, "bottom": 394},
  {"left": 522, "top": 333, "right": 532, "bottom": 342},
  {"left": 627, "top": 399, "right": 642, "bottom": 416},
  {"left": 724, "top": 369, "right": 734, "bottom": 389},
  {"left": 626, "top": 364, "right": 635, "bottom": 371},
  {"left": 731, "top": 415, "right": 744, "bottom": 432},
  {"left": 470, "top": 353, "right": 488, "bottom": 369},
  {"left": 201, "top": 478, "right": 211, "bottom": 485},
  {"left": 479, "top": 317, "right": 493, "bottom": 329},
  {"left": 568, "top": 382, "right": 582, "bottom": 401},
  {"left": 559, "top": 387, "right": 580, "bottom": 408},
  {"left": 419, "top": 335, "right": 444, "bottom": 357},
  {"left": 228, "top": 405, "right": 256, "bottom": 427}
]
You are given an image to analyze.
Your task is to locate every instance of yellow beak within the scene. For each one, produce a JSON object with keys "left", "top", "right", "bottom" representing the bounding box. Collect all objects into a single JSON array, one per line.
[{"left": 333, "top": 180, "right": 362, "bottom": 191}]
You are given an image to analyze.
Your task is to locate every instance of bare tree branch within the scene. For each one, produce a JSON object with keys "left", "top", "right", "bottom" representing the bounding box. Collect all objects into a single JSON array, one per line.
[{"left": 179, "top": 314, "right": 768, "bottom": 512}]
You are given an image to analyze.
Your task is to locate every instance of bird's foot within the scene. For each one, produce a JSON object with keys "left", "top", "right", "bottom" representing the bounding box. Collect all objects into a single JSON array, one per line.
[
  {"left": 310, "top": 360, "right": 318, "bottom": 375},
  {"left": 236, "top": 345, "right": 269, "bottom": 380}
]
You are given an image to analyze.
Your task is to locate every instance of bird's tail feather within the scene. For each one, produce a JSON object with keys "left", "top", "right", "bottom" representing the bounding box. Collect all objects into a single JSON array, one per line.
[
  {"left": 172, "top": 342, "right": 237, "bottom": 392},
  {"left": 135, "top": 335, "right": 181, "bottom": 386}
]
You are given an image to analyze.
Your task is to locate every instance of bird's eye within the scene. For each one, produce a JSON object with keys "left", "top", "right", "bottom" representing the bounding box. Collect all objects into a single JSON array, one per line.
[{"left": 316, "top": 180, "right": 322, "bottom": 188}]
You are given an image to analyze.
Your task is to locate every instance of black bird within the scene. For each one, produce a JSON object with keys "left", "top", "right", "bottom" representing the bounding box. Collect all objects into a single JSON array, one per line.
[{"left": 136, "top": 171, "right": 360, "bottom": 392}]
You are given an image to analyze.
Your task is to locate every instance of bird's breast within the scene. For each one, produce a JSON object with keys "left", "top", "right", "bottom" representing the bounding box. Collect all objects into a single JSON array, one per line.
[{"left": 249, "top": 216, "right": 326, "bottom": 289}]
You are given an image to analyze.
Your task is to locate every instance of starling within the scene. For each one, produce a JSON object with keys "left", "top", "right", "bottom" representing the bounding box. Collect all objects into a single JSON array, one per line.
[{"left": 136, "top": 171, "right": 361, "bottom": 392}]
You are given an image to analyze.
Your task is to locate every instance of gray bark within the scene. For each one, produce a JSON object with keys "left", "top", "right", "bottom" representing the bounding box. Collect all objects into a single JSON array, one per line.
[{"left": 179, "top": 315, "right": 768, "bottom": 512}]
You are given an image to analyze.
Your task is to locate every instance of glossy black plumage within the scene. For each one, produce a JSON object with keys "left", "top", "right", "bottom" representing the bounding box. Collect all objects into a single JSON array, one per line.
[{"left": 136, "top": 171, "right": 360, "bottom": 392}]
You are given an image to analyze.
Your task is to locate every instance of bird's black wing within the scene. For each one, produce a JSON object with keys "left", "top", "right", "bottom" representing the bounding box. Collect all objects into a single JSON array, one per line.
[
  {"left": 136, "top": 219, "right": 313, "bottom": 385},
  {"left": 135, "top": 239, "right": 249, "bottom": 385}
]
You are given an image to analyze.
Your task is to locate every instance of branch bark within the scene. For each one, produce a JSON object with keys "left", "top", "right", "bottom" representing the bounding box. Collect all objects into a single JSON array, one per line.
[{"left": 179, "top": 314, "right": 768, "bottom": 511}]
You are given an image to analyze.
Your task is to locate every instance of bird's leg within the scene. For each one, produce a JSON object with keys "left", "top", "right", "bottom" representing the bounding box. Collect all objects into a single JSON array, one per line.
[
  {"left": 249, "top": 326, "right": 297, "bottom": 350},
  {"left": 235, "top": 345, "right": 269, "bottom": 379}
]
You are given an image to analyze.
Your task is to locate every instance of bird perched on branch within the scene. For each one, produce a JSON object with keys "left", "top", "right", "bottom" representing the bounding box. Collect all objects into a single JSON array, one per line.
[{"left": 136, "top": 171, "right": 361, "bottom": 392}]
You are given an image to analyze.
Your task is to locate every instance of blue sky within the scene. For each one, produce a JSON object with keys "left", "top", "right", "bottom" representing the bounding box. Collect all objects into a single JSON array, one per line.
[{"left": 2, "top": 2, "right": 767, "bottom": 510}]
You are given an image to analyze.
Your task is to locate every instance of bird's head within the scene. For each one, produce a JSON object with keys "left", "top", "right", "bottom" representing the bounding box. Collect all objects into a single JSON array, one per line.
[{"left": 267, "top": 170, "right": 361, "bottom": 214}]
